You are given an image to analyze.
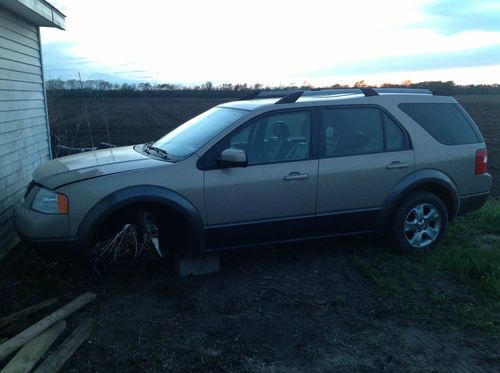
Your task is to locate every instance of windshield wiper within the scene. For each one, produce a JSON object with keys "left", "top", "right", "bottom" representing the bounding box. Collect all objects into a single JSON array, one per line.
[{"left": 144, "top": 143, "right": 170, "bottom": 159}]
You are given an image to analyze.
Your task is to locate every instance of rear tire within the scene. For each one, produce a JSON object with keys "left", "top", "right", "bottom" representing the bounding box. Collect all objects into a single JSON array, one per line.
[{"left": 389, "top": 191, "right": 448, "bottom": 254}]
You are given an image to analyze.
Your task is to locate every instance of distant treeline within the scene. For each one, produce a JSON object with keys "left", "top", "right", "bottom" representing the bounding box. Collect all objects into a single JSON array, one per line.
[{"left": 45, "top": 79, "right": 500, "bottom": 98}]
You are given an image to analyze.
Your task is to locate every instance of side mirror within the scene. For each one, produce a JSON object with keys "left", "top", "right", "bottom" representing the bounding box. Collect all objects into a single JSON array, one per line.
[{"left": 217, "top": 148, "right": 247, "bottom": 168}]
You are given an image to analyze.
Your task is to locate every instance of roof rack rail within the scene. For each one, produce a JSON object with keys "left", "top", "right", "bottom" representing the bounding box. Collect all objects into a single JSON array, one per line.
[
  {"left": 275, "top": 91, "right": 304, "bottom": 104},
  {"left": 301, "top": 89, "right": 364, "bottom": 96},
  {"left": 361, "top": 88, "right": 378, "bottom": 96},
  {"left": 238, "top": 87, "right": 433, "bottom": 104},
  {"left": 238, "top": 91, "right": 261, "bottom": 100},
  {"left": 374, "top": 88, "right": 433, "bottom": 95}
]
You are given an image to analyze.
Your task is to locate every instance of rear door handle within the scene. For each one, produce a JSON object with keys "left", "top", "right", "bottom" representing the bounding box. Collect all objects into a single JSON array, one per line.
[
  {"left": 386, "top": 161, "right": 410, "bottom": 169},
  {"left": 284, "top": 172, "right": 310, "bottom": 181}
]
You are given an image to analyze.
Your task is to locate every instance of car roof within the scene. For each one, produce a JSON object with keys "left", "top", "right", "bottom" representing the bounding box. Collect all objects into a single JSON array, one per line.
[{"left": 218, "top": 88, "right": 455, "bottom": 111}]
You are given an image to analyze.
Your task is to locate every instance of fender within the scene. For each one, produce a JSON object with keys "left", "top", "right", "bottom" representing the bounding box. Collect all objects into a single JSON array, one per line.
[
  {"left": 376, "top": 169, "right": 460, "bottom": 232},
  {"left": 77, "top": 185, "right": 206, "bottom": 254}
]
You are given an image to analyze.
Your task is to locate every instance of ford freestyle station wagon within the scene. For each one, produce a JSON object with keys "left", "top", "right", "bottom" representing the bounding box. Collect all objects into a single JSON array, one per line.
[{"left": 14, "top": 88, "right": 492, "bottom": 261}]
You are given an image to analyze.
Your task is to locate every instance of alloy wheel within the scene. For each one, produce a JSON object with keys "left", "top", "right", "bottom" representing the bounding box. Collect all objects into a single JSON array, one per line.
[{"left": 404, "top": 203, "right": 442, "bottom": 249}]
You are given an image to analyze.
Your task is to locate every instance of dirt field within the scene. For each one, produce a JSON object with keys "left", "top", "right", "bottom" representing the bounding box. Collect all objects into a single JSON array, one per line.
[
  {"left": 2, "top": 234, "right": 499, "bottom": 372},
  {"left": 47, "top": 96, "right": 228, "bottom": 153},
  {"left": 0, "top": 94, "right": 498, "bottom": 372}
]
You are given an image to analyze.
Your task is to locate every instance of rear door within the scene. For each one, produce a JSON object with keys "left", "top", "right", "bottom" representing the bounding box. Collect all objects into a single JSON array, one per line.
[
  {"left": 316, "top": 106, "right": 415, "bottom": 235},
  {"left": 203, "top": 110, "right": 318, "bottom": 249}
]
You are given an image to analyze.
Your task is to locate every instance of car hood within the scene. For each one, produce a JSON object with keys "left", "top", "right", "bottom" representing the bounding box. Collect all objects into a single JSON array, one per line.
[{"left": 33, "top": 145, "right": 166, "bottom": 189}]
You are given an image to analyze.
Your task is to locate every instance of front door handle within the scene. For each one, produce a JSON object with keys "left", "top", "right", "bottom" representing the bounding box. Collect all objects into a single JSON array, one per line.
[
  {"left": 284, "top": 172, "right": 310, "bottom": 181},
  {"left": 386, "top": 161, "right": 410, "bottom": 169}
]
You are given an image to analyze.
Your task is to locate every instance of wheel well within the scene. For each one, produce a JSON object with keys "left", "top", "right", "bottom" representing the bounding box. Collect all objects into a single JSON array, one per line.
[
  {"left": 402, "top": 183, "right": 456, "bottom": 218},
  {"left": 91, "top": 202, "right": 189, "bottom": 250}
]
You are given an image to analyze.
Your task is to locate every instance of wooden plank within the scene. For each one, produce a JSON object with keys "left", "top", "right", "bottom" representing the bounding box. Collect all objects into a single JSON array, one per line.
[
  {"left": 0, "top": 292, "right": 97, "bottom": 360},
  {"left": 34, "top": 319, "right": 94, "bottom": 373},
  {"left": 0, "top": 132, "right": 49, "bottom": 159},
  {"left": 1, "top": 150, "right": 45, "bottom": 184},
  {"left": 0, "top": 115, "right": 46, "bottom": 133},
  {"left": 0, "top": 122, "right": 47, "bottom": 147},
  {"left": 0, "top": 10, "right": 39, "bottom": 41},
  {"left": 0, "top": 100, "right": 44, "bottom": 112},
  {"left": 0, "top": 299, "right": 58, "bottom": 329},
  {"left": 0, "top": 320, "right": 66, "bottom": 373},
  {"left": 0, "top": 80, "right": 43, "bottom": 92},
  {"left": 0, "top": 69, "right": 42, "bottom": 84},
  {"left": 0, "top": 158, "right": 42, "bottom": 191},
  {"left": 0, "top": 121, "right": 47, "bottom": 143},
  {"left": 0, "top": 138, "right": 47, "bottom": 168},
  {"left": 1, "top": 152, "right": 44, "bottom": 180},
  {"left": 0, "top": 47, "right": 41, "bottom": 67},
  {"left": 0, "top": 108, "right": 46, "bottom": 124},
  {"left": 0, "top": 184, "right": 33, "bottom": 215},
  {"left": 0, "top": 37, "right": 39, "bottom": 58},
  {"left": 0, "top": 24, "right": 38, "bottom": 49},
  {"left": 0, "top": 59, "right": 41, "bottom": 76}
]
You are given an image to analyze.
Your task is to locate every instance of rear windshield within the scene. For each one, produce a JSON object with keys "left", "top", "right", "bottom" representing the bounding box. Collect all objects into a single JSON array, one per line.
[{"left": 398, "top": 103, "right": 481, "bottom": 145}]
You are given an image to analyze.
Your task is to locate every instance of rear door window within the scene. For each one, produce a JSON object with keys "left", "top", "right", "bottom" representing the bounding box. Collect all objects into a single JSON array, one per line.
[
  {"left": 320, "top": 107, "right": 407, "bottom": 158},
  {"left": 398, "top": 103, "right": 480, "bottom": 145},
  {"left": 384, "top": 113, "right": 405, "bottom": 151}
]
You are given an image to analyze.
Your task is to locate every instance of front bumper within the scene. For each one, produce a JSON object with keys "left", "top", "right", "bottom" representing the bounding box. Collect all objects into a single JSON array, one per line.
[
  {"left": 16, "top": 232, "right": 82, "bottom": 258},
  {"left": 14, "top": 201, "right": 80, "bottom": 256}
]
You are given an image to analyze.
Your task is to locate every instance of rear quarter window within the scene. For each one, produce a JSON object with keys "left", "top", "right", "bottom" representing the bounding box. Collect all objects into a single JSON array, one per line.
[{"left": 398, "top": 103, "right": 481, "bottom": 145}]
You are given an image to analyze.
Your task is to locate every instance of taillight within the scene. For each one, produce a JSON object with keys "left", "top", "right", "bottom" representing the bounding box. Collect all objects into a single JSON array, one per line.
[{"left": 475, "top": 149, "right": 487, "bottom": 175}]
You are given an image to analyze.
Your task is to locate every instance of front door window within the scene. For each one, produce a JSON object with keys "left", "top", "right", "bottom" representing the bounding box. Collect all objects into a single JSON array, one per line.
[{"left": 228, "top": 111, "right": 312, "bottom": 164}]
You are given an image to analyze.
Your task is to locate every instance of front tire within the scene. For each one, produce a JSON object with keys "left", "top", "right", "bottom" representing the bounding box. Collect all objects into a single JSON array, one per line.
[{"left": 390, "top": 191, "right": 448, "bottom": 253}]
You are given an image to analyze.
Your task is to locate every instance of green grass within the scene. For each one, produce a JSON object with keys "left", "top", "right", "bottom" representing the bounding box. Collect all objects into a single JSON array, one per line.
[
  {"left": 432, "top": 199, "right": 500, "bottom": 295},
  {"left": 354, "top": 199, "right": 500, "bottom": 333}
]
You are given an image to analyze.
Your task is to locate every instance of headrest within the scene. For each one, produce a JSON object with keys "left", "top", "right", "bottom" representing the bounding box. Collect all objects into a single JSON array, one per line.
[{"left": 272, "top": 121, "right": 289, "bottom": 139}]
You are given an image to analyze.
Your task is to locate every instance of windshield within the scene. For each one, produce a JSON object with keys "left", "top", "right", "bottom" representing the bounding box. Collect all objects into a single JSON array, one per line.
[{"left": 152, "top": 107, "right": 247, "bottom": 160}]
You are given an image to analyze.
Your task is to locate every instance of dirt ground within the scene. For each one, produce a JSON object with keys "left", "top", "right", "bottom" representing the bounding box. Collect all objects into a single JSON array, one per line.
[{"left": 1, "top": 237, "right": 499, "bottom": 372}]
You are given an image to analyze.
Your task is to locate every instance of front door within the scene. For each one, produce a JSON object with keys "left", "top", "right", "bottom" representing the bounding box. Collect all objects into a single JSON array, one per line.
[{"left": 203, "top": 110, "right": 318, "bottom": 249}]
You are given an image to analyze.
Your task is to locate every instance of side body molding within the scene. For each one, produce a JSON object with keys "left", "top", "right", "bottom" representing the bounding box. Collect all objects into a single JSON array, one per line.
[
  {"left": 376, "top": 169, "right": 460, "bottom": 232},
  {"left": 77, "top": 185, "right": 205, "bottom": 254}
]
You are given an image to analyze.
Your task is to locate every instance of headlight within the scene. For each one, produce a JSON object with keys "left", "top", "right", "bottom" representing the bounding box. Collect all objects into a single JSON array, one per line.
[{"left": 31, "top": 188, "right": 69, "bottom": 214}]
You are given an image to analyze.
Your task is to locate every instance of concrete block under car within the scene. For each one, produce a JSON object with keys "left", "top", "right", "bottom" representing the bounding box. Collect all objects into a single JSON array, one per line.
[{"left": 175, "top": 255, "right": 220, "bottom": 277}]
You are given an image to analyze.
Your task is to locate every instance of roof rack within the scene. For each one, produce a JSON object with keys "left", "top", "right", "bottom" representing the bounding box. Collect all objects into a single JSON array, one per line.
[{"left": 239, "top": 88, "right": 433, "bottom": 104}]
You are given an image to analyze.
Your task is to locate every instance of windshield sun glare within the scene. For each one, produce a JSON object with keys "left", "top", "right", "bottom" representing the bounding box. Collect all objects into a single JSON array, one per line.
[{"left": 153, "top": 107, "right": 247, "bottom": 160}]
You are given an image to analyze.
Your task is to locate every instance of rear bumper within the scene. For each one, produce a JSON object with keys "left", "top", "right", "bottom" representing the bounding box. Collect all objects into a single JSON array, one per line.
[{"left": 458, "top": 192, "right": 490, "bottom": 216}]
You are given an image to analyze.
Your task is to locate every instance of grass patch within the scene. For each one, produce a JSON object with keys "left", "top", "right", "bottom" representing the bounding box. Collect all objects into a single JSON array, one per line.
[
  {"left": 354, "top": 199, "right": 500, "bottom": 334},
  {"left": 432, "top": 199, "right": 500, "bottom": 295}
]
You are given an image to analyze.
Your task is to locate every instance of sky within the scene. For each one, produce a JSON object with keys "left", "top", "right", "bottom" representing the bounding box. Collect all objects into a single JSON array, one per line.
[{"left": 41, "top": 0, "right": 500, "bottom": 87}]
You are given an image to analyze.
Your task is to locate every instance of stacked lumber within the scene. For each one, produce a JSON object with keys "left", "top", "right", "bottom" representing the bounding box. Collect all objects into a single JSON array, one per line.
[{"left": 0, "top": 292, "right": 96, "bottom": 372}]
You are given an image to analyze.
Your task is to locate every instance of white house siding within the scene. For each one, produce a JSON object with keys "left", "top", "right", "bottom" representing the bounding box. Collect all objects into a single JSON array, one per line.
[{"left": 0, "top": 5, "right": 50, "bottom": 260}]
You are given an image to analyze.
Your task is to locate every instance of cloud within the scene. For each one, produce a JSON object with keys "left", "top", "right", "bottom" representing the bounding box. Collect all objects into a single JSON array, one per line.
[
  {"left": 420, "top": 0, "right": 500, "bottom": 34},
  {"left": 42, "top": 41, "right": 140, "bottom": 83},
  {"left": 305, "top": 45, "right": 500, "bottom": 78}
]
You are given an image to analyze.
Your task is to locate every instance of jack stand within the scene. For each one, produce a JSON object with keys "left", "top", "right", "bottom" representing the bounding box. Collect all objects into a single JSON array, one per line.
[{"left": 137, "top": 212, "right": 164, "bottom": 258}]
